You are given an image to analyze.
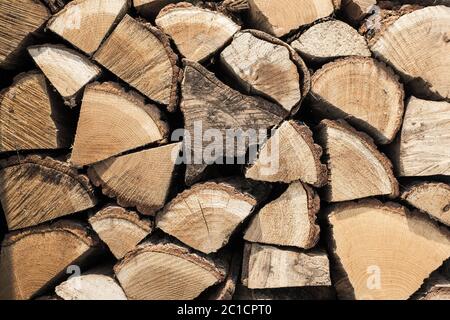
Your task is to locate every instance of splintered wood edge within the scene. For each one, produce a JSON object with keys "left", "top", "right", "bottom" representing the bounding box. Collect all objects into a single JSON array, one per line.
[
  {"left": 401, "top": 181, "right": 450, "bottom": 200},
  {"left": 0, "top": 71, "right": 50, "bottom": 108},
  {"left": 89, "top": 206, "right": 153, "bottom": 232},
  {"left": 303, "top": 183, "right": 322, "bottom": 246}
]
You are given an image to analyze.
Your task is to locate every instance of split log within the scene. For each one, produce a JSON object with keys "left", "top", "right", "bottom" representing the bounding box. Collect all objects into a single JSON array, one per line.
[
  {"left": 316, "top": 119, "right": 399, "bottom": 202},
  {"left": 114, "top": 240, "right": 228, "bottom": 300},
  {"left": 0, "top": 156, "right": 97, "bottom": 230},
  {"left": 70, "top": 82, "right": 169, "bottom": 167},
  {"left": 245, "top": 120, "right": 327, "bottom": 186},
  {"left": 0, "top": 0, "right": 49, "bottom": 68},
  {"left": 393, "top": 97, "right": 450, "bottom": 177},
  {"left": 401, "top": 182, "right": 450, "bottom": 227},
  {"left": 327, "top": 200, "right": 450, "bottom": 300},
  {"left": 368, "top": 6, "right": 450, "bottom": 100},
  {"left": 181, "top": 60, "right": 287, "bottom": 185},
  {"left": 234, "top": 285, "right": 336, "bottom": 300},
  {"left": 242, "top": 242, "right": 331, "bottom": 289},
  {"left": 28, "top": 44, "right": 101, "bottom": 105},
  {"left": 88, "top": 143, "right": 182, "bottom": 215},
  {"left": 0, "top": 72, "right": 73, "bottom": 152},
  {"left": 342, "top": 0, "right": 376, "bottom": 21},
  {"left": 220, "top": 30, "right": 310, "bottom": 113},
  {"left": 413, "top": 273, "right": 450, "bottom": 300},
  {"left": 310, "top": 57, "right": 404, "bottom": 144},
  {"left": 94, "top": 14, "right": 180, "bottom": 110},
  {"left": 156, "top": 178, "right": 268, "bottom": 254},
  {"left": 41, "top": 0, "right": 69, "bottom": 13},
  {"left": 247, "top": 0, "right": 336, "bottom": 37},
  {"left": 155, "top": 3, "right": 240, "bottom": 62},
  {"left": 291, "top": 20, "right": 371, "bottom": 62},
  {"left": 0, "top": 220, "right": 100, "bottom": 300},
  {"left": 134, "top": 0, "right": 179, "bottom": 18},
  {"left": 47, "top": 0, "right": 128, "bottom": 55},
  {"left": 244, "top": 181, "right": 320, "bottom": 249},
  {"left": 89, "top": 206, "right": 153, "bottom": 259}
]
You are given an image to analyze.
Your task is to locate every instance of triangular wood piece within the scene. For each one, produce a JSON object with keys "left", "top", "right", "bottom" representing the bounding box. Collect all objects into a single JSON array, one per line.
[
  {"left": 89, "top": 205, "right": 153, "bottom": 259},
  {"left": 156, "top": 3, "right": 240, "bottom": 62},
  {"left": 310, "top": 57, "right": 404, "bottom": 144},
  {"left": 47, "top": 0, "right": 128, "bottom": 55},
  {"left": 0, "top": 156, "right": 97, "bottom": 230},
  {"left": 88, "top": 143, "right": 182, "bottom": 216},
  {"left": 244, "top": 181, "right": 320, "bottom": 249},
  {"left": 70, "top": 82, "right": 169, "bottom": 167},
  {"left": 327, "top": 200, "right": 450, "bottom": 300},
  {"left": 0, "top": 220, "right": 100, "bottom": 300},
  {"left": 316, "top": 119, "right": 398, "bottom": 202}
]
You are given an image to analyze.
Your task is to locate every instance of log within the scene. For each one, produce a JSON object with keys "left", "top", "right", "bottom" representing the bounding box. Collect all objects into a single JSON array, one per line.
[
  {"left": 134, "top": 0, "right": 179, "bottom": 18},
  {"left": 47, "top": 0, "right": 129, "bottom": 55},
  {"left": 156, "top": 178, "right": 268, "bottom": 254},
  {"left": 155, "top": 3, "right": 240, "bottom": 62},
  {"left": 114, "top": 239, "right": 228, "bottom": 300},
  {"left": 28, "top": 44, "right": 101, "bottom": 105},
  {"left": 245, "top": 120, "right": 327, "bottom": 186},
  {"left": 316, "top": 119, "right": 399, "bottom": 202},
  {"left": 368, "top": 6, "right": 450, "bottom": 100},
  {"left": 244, "top": 181, "right": 320, "bottom": 249},
  {"left": 342, "top": 0, "right": 376, "bottom": 21},
  {"left": 242, "top": 242, "right": 331, "bottom": 289},
  {"left": 70, "top": 82, "right": 169, "bottom": 167},
  {"left": 393, "top": 97, "right": 450, "bottom": 177},
  {"left": 181, "top": 60, "right": 287, "bottom": 185},
  {"left": 88, "top": 143, "right": 182, "bottom": 215},
  {"left": 291, "top": 20, "right": 371, "bottom": 62},
  {"left": 310, "top": 57, "right": 404, "bottom": 144},
  {"left": 0, "top": 71, "right": 74, "bottom": 152},
  {"left": 0, "top": 220, "right": 100, "bottom": 300},
  {"left": 41, "top": 0, "right": 69, "bottom": 13},
  {"left": 94, "top": 14, "right": 180, "bottom": 111},
  {"left": 247, "top": 0, "right": 337, "bottom": 37},
  {"left": 89, "top": 205, "right": 153, "bottom": 259},
  {"left": 0, "top": 156, "right": 97, "bottom": 231},
  {"left": 220, "top": 30, "right": 310, "bottom": 113},
  {"left": 0, "top": 0, "right": 49, "bottom": 69},
  {"left": 401, "top": 182, "right": 450, "bottom": 227},
  {"left": 327, "top": 200, "right": 450, "bottom": 300},
  {"left": 234, "top": 285, "right": 336, "bottom": 300}
]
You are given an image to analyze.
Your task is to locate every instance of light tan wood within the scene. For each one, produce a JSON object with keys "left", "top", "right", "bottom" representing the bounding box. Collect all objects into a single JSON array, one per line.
[
  {"left": 316, "top": 119, "right": 398, "bottom": 202},
  {"left": 88, "top": 143, "right": 182, "bottom": 215},
  {"left": 114, "top": 240, "right": 227, "bottom": 300},
  {"left": 134, "top": 0, "right": 178, "bottom": 18},
  {"left": 89, "top": 206, "right": 153, "bottom": 259},
  {"left": 94, "top": 14, "right": 180, "bottom": 110},
  {"left": 0, "top": 220, "right": 100, "bottom": 300},
  {"left": 242, "top": 242, "right": 331, "bottom": 289},
  {"left": 310, "top": 57, "right": 404, "bottom": 144},
  {"left": 155, "top": 3, "right": 240, "bottom": 62},
  {"left": 342, "top": 0, "right": 376, "bottom": 21},
  {"left": 394, "top": 97, "right": 450, "bottom": 177},
  {"left": 327, "top": 200, "right": 450, "bottom": 300},
  {"left": 0, "top": 156, "right": 97, "bottom": 230},
  {"left": 47, "top": 0, "right": 128, "bottom": 55},
  {"left": 70, "top": 82, "right": 169, "bottom": 167},
  {"left": 244, "top": 181, "right": 320, "bottom": 249},
  {"left": 246, "top": 120, "right": 327, "bottom": 186}
]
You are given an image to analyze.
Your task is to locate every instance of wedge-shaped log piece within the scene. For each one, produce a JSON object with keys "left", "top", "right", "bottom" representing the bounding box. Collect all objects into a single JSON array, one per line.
[
  {"left": 157, "top": 178, "right": 268, "bottom": 254},
  {"left": 242, "top": 243, "right": 331, "bottom": 289},
  {"left": 316, "top": 120, "right": 398, "bottom": 202},
  {"left": 369, "top": 6, "right": 450, "bottom": 100},
  {"left": 244, "top": 182, "right": 320, "bottom": 249},
  {"left": 114, "top": 240, "right": 227, "bottom": 300},
  {"left": 394, "top": 97, "right": 450, "bottom": 177},
  {"left": 156, "top": 3, "right": 240, "bottom": 62},
  {"left": 291, "top": 20, "right": 371, "bottom": 62},
  {"left": 310, "top": 57, "right": 404, "bottom": 144},
  {"left": 0, "top": 156, "right": 97, "bottom": 230},
  {"left": 70, "top": 82, "right": 169, "bottom": 167},
  {"left": 246, "top": 120, "right": 326, "bottom": 186},
  {"left": 0, "top": 221, "right": 100, "bottom": 300},
  {"left": 47, "top": 0, "right": 128, "bottom": 55},
  {"left": 134, "top": 0, "right": 179, "bottom": 18},
  {"left": 95, "top": 15, "right": 180, "bottom": 110},
  {"left": 0, "top": 72, "right": 73, "bottom": 152},
  {"left": 327, "top": 200, "right": 450, "bottom": 300},
  {"left": 88, "top": 143, "right": 181, "bottom": 216},
  {"left": 342, "top": 0, "right": 376, "bottom": 21},
  {"left": 89, "top": 206, "right": 153, "bottom": 259}
]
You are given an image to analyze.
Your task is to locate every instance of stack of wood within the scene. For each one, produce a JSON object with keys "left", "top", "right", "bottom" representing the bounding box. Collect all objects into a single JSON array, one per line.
[{"left": 0, "top": 0, "right": 449, "bottom": 300}]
